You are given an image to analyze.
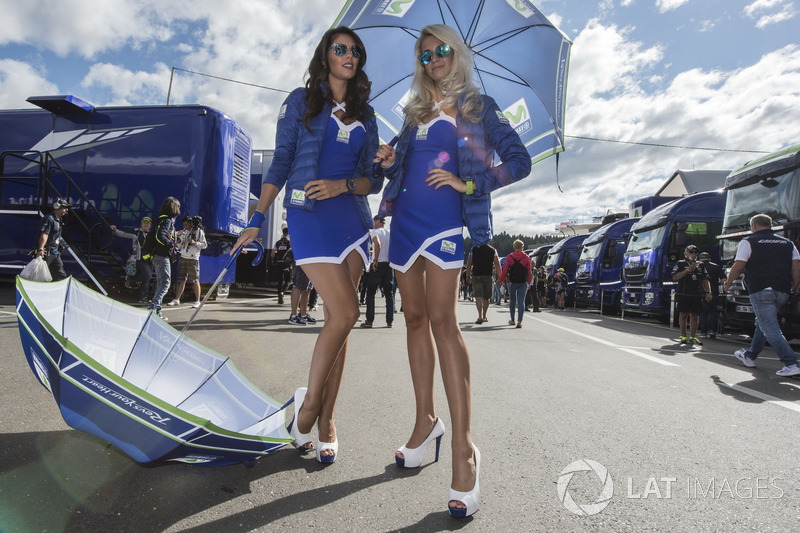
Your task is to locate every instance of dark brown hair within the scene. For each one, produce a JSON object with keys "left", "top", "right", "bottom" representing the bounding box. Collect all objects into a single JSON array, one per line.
[
  {"left": 158, "top": 196, "right": 181, "bottom": 218},
  {"left": 303, "top": 26, "right": 371, "bottom": 129}
]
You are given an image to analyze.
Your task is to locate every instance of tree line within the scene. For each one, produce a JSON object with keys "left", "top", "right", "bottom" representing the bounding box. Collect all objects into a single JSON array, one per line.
[{"left": 464, "top": 231, "right": 564, "bottom": 258}]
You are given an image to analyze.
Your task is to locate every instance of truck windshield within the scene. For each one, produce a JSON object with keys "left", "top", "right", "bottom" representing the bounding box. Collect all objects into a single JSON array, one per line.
[
  {"left": 580, "top": 241, "right": 603, "bottom": 262},
  {"left": 722, "top": 169, "right": 800, "bottom": 233},
  {"left": 627, "top": 226, "right": 666, "bottom": 254}
]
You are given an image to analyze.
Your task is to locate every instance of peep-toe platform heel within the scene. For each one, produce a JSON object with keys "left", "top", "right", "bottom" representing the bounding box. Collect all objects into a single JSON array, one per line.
[{"left": 395, "top": 418, "right": 445, "bottom": 468}]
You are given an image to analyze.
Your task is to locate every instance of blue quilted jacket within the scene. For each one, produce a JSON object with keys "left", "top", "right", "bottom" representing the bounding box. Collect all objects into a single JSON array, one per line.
[
  {"left": 263, "top": 88, "right": 382, "bottom": 232},
  {"left": 377, "top": 94, "right": 531, "bottom": 246}
]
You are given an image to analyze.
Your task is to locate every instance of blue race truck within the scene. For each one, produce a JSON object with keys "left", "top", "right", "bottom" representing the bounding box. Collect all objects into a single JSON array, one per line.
[
  {"left": 543, "top": 233, "right": 591, "bottom": 306},
  {"left": 0, "top": 95, "right": 253, "bottom": 294},
  {"left": 621, "top": 191, "right": 725, "bottom": 320},
  {"left": 718, "top": 142, "right": 800, "bottom": 337},
  {"left": 575, "top": 216, "right": 639, "bottom": 314}
]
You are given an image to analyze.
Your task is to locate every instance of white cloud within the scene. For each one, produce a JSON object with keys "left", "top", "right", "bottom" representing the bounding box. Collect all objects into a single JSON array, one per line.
[
  {"left": 491, "top": 18, "right": 800, "bottom": 236},
  {"left": 0, "top": 59, "right": 58, "bottom": 108},
  {"left": 656, "top": 0, "right": 691, "bottom": 13},
  {"left": 744, "top": 0, "right": 797, "bottom": 28}
]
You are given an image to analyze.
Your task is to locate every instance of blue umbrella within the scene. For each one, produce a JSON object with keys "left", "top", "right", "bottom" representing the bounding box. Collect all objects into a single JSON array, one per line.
[
  {"left": 334, "top": 0, "right": 572, "bottom": 167},
  {"left": 15, "top": 245, "right": 294, "bottom": 467}
]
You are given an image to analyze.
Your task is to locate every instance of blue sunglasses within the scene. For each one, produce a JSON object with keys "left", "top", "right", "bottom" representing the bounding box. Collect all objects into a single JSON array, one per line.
[
  {"left": 418, "top": 43, "right": 451, "bottom": 65},
  {"left": 328, "top": 43, "right": 363, "bottom": 58}
]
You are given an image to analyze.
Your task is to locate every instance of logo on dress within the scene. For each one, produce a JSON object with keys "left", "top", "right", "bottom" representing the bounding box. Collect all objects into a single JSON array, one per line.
[
  {"left": 440, "top": 240, "right": 456, "bottom": 255},
  {"left": 416, "top": 128, "right": 429, "bottom": 141},
  {"left": 290, "top": 189, "right": 306, "bottom": 206},
  {"left": 337, "top": 130, "right": 351, "bottom": 144},
  {"left": 278, "top": 104, "right": 287, "bottom": 120},
  {"left": 373, "top": 0, "right": 415, "bottom": 17},
  {"left": 503, "top": 98, "right": 533, "bottom": 136}
]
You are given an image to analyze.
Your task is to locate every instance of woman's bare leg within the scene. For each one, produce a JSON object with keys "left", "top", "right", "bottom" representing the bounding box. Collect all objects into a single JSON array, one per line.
[
  {"left": 395, "top": 258, "right": 439, "bottom": 457},
  {"left": 296, "top": 250, "right": 364, "bottom": 457},
  {"left": 423, "top": 263, "right": 476, "bottom": 508}
]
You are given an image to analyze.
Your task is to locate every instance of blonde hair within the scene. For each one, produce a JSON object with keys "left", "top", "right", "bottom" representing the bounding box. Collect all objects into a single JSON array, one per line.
[
  {"left": 513, "top": 239, "right": 524, "bottom": 250},
  {"left": 404, "top": 24, "right": 483, "bottom": 126}
]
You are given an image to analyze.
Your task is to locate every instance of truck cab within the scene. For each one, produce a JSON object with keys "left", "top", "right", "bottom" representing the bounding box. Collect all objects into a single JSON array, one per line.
[
  {"left": 718, "top": 142, "right": 800, "bottom": 336},
  {"left": 622, "top": 191, "right": 725, "bottom": 320},
  {"left": 575, "top": 217, "right": 638, "bottom": 314}
]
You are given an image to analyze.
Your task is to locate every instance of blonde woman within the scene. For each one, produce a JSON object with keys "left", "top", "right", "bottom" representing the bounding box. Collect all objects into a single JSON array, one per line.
[{"left": 374, "top": 24, "right": 531, "bottom": 517}]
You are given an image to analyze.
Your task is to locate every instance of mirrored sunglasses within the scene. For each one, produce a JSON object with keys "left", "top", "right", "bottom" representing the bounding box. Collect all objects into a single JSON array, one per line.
[
  {"left": 419, "top": 43, "right": 451, "bottom": 65},
  {"left": 328, "top": 43, "right": 362, "bottom": 58}
]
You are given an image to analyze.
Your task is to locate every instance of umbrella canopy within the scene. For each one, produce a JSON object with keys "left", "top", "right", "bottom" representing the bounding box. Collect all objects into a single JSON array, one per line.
[
  {"left": 334, "top": 0, "right": 572, "bottom": 166},
  {"left": 16, "top": 277, "right": 292, "bottom": 466}
]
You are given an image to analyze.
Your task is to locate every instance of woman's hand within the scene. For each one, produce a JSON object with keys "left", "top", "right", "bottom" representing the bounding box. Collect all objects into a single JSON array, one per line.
[
  {"left": 231, "top": 227, "right": 259, "bottom": 255},
  {"left": 426, "top": 169, "right": 466, "bottom": 193},
  {"left": 305, "top": 179, "right": 343, "bottom": 200},
  {"left": 374, "top": 144, "right": 396, "bottom": 168}
]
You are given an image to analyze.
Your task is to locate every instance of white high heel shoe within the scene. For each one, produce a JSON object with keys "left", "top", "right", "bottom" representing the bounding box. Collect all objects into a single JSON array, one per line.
[
  {"left": 316, "top": 438, "right": 338, "bottom": 464},
  {"left": 448, "top": 446, "right": 480, "bottom": 518},
  {"left": 288, "top": 387, "right": 313, "bottom": 452},
  {"left": 395, "top": 418, "right": 445, "bottom": 468}
]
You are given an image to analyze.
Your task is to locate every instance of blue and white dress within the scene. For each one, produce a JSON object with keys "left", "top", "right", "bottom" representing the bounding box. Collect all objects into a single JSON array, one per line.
[
  {"left": 389, "top": 107, "right": 464, "bottom": 273},
  {"left": 288, "top": 106, "right": 370, "bottom": 267}
]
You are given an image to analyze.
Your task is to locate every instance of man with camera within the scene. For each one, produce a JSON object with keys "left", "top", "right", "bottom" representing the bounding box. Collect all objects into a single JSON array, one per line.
[
  {"left": 169, "top": 216, "right": 207, "bottom": 308},
  {"left": 671, "top": 244, "right": 713, "bottom": 346}
]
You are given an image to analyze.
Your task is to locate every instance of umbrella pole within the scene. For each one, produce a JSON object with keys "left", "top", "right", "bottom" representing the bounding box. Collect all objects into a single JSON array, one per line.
[{"left": 177, "top": 242, "right": 264, "bottom": 336}]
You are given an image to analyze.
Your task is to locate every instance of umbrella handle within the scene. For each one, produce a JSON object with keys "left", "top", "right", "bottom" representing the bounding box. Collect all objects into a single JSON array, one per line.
[
  {"left": 372, "top": 136, "right": 399, "bottom": 178},
  {"left": 226, "top": 240, "right": 265, "bottom": 270}
]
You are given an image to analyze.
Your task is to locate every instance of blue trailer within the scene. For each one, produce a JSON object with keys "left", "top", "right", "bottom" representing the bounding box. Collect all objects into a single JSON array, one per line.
[
  {"left": 621, "top": 191, "right": 725, "bottom": 320},
  {"left": 575, "top": 217, "right": 639, "bottom": 314},
  {"left": 0, "top": 95, "right": 252, "bottom": 294},
  {"left": 718, "top": 142, "right": 800, "bottom": 337},
  {"left": 543, "top": 233, "right": 591, "bottom": 306}
]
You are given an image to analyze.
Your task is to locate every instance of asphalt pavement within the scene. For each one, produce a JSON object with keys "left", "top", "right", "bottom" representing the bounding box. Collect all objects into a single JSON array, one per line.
[{"left": 1, "top": 278, "right": 799, "bottom": 532}]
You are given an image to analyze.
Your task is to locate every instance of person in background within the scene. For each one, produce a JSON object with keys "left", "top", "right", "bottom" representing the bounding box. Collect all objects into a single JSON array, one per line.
[
  {"left": 698, "top": 251, "right": 722, "bottom": 338},
  {"left": 146, "top": 196, "right": 180, "bottom": 320},
  {"left": 272, "top": 227, "right": 292, "bottom": 305},
  {"left": 671, "top": 244, "right": 712, "bottom": 346},
  {"left": 361, "top": 215, "right": 394, "bottom": 328},
  {"left": 169, "top": 216, "right": 208, "bottom": 308},
  {"left": 536, "top": 266, "right": 548, "bottom": 308},
  {"left": 550, "top": 267, "right": 568, "bottom": 310},
  {"left": 498, "top": 239, "right": 533, "bottom": 328},
  {"left": 465, "top": 243, "right": 501, "bottom": 324},
  {"left": 35, "top": 198, "right": 72, "bottom": 281},
  {"left": 233, "top": 26, "right": 380, "bottom": 464},
  {"left": 373, "top": 24, "right": 531, "bottom": 518},
  {"left": 289, "top": 265, "right": 317, "bottom": 325},
  {"left": 111, "top": 216, "right": 152, "bottom": 303},
  {"left": 725, "top": 214, "right": 800, "bottom": 376}
]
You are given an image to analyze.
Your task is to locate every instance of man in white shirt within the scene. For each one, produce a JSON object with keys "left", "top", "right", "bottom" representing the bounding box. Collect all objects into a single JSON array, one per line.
[{"left": 361, "top": 216, "right": 394, "bottom": 328}]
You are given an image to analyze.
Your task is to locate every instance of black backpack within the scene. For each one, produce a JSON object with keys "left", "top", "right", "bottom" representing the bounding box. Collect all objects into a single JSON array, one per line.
[{"left": 507, "top": 257, "right": 527, "bottom": 283}]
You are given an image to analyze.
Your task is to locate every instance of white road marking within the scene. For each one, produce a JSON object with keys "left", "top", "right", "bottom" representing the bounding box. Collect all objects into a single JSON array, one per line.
[
  {"left": 531, "top": 316, "right": 679, "bottom": 367},
  {"left": 716, "top": 379, "right": 800, "bottom": 414}
]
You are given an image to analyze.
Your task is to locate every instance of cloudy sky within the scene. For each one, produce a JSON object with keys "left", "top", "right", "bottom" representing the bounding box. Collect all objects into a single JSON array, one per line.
[{"left": 1, "top": 0, "right": 798, "bottom": 236}]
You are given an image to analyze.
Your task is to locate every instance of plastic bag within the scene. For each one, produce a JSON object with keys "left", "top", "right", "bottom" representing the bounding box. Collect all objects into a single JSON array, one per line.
[
  {"left": 125, "top": 255, "right": 137, "bottom": 277},
  {"left": 20, "top": 256, "right": 53, "bottom": 282}
]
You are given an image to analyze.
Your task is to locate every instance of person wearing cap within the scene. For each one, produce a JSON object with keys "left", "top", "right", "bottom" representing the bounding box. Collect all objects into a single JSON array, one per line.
[
  {"left": 111, "top": 216, "right": 153, "bottom": 302},
  {"left": 671, "top": 245, "right": 713, "bottom": 345},
  {"left": 724, "top": 214, "right": 800, "bottom": 377},
  {"left": 697, "top": 251, "right": 723, "bottom": 338},
  {"left": 35, "top": 198, "right": 72, "bottom": 281}
]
